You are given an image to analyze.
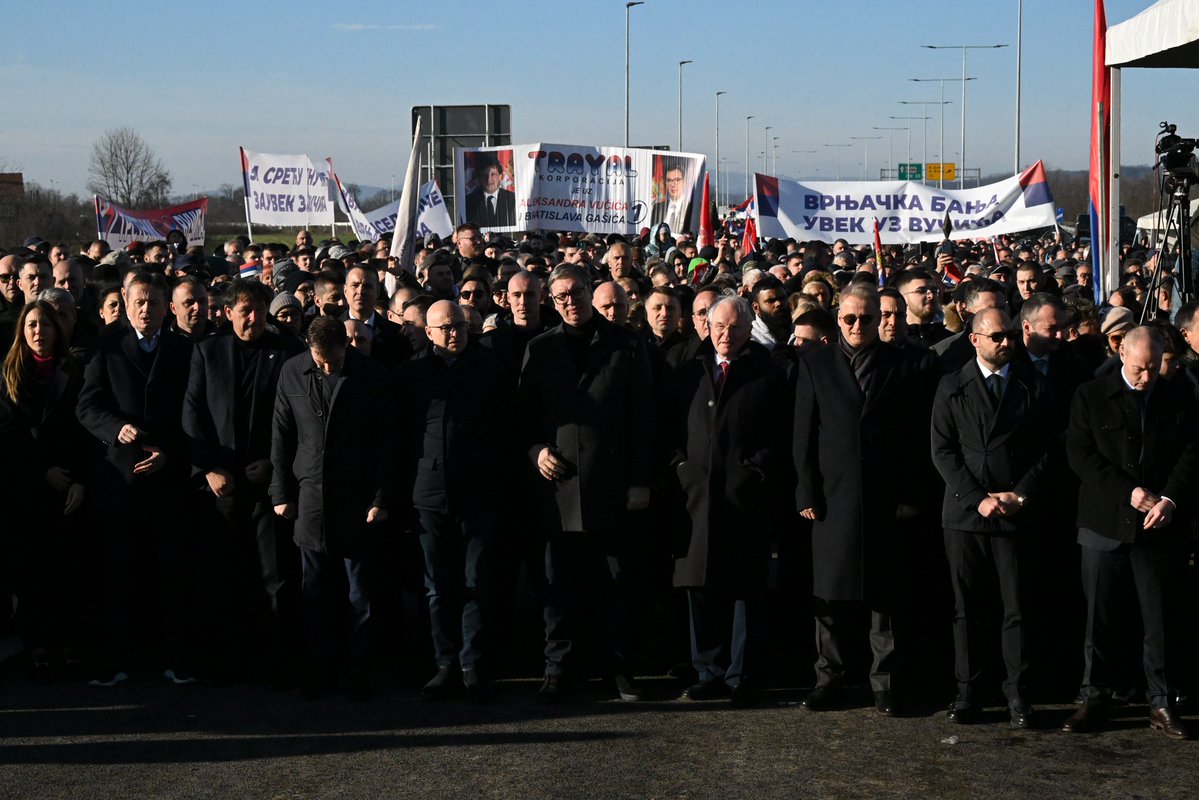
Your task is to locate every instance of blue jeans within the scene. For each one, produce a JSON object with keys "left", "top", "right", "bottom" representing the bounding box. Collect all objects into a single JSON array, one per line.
[{"left": 417, "top": 510, "right": 495, "bottom": 672}]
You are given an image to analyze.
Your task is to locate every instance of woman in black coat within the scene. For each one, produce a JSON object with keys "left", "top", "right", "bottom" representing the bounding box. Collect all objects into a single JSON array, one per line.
[{"left": 0, "top": 300, "right": 88, "bottom": 681}]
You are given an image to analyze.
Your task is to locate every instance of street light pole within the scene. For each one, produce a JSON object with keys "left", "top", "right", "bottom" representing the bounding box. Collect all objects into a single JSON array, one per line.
[
  {"left": 771, "top": 136, "right": 780, "bottom": 176},
  {"left": 715, "top": 91, "right": 726, "bottom": 211},
  {"left": 911, "top": 77, "right": 976, "bottom": 188},
  {"left": 824, "top": 143, "right": 852, "bottom": 181},
  {"left": 924, "top": 43, "right": 1008, "bottom": 188},
  {"left": 1015, "top": 0, "right": 1023, "bottom": 174},
  {"left": 744, "top": 115, "right": 755, "bottom": 200},
  {"left": 899, "top": 101, "right": 951, "bottom": 185},
  {"left": 890, "top": 116, "right": 929, "bottom": 177},
  {"left": 763, "top": 126, "right": 772, "bottom": 176},
  {"left": 624, "top": 1, "right": 644, "bottom": 148},
  {"left": 849, "top": 136, "right": 882, "bottom": 180},
  {"left": 792, "top": 150, "right": 816, "bottom": 181},
  {"left": 872, "top": 127, "right": 908, "bottom": 179},
  {"left": 677, "top": 59, "right": 692, "bottom": 151}
]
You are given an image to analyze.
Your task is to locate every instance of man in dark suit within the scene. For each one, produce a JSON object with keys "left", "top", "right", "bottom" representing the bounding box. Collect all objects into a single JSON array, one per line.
[
  {"left": 342, "top": 265, "right": 411, "bottom": 371},
  {"left": 931, "top": 308, "right": 1053, "bottom": 728},
  {"left": 464, "top": 159, "right": 516, "bottom": 228},
  {"left": 1063, "top": 326, "right": 1199, "bottom": 740},
  {"left": 183, "top": 278, "right": 305, "bottom": 684},
  {"left": 398, "top": 301, "right": 514, "bottom": 700},
  {"left": 933, "top": 279, "right": 1006, "bottom": 374},
  {"left": 650, "top": 163, "right": 693, "bottom": 232},
  {"left": 270, "top": 316, "right": 394, "bottom": 699},
  {"left": 670, "top": 296, "right": 791, "bottom": 707},
  {"left": 518, "top": 263, "right": 654, "bottom": 703},
  {"left": 793, "top": 282, "right": 928, "bottom": 716},
  {"left": 77, "top": 272, "right": 195, "bottom": 686}
]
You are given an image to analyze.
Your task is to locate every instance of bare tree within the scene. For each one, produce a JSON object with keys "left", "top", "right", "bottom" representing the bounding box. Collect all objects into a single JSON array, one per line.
[{"left": 87, "top": 127, "right": 172, "bottom": 208}]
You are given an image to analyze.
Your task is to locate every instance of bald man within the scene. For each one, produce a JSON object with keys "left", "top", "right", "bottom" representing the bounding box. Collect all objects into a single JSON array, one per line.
[
  {"left": 1064, "top": 326, "right": 1199, "bottom": 739},
  {"left": 397, "top": 299, "right": 514, "bottom": 700},
  {"left": 591, "top": 281, "right": 630, "bottom": 325},
  {"left": 931, "top": 308, "right": 1053, "bottom": 728},
  {"left": 480, "top": 270, "right": 549, "bottom": 378}
]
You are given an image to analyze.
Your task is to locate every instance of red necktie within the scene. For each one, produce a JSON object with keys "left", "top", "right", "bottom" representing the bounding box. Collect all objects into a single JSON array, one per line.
[{"left": 715, "top": 361, "right": 729, "bottom": 395}]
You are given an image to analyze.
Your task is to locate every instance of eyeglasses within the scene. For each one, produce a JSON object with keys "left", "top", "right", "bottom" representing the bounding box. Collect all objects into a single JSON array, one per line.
[
  {"left": 974, "top": 330, "right": 1016, "bottom": 343},
  {"left": 0, "top": 274, "right": 15, "bottom": 282},
  {"left": 429, "top": 322, "right": 470, "bottom": 335},
  {"left": 693, "top": 308, "right": 712, "bottom": 318},
  {"left": 551, "top": 288, "right": 588, "bottom": 306},
  {"left": 1109, "top": 333, "right": 1125, "bottom": 345},
  {"left": 904, "top": 286, "right": 936, "bottom": 295},
  {"left": 839, "top": 314, "right": 875, "bottom": 328},
  {"left": 459, "top": 290, "right": 483, "bottom": 299}
]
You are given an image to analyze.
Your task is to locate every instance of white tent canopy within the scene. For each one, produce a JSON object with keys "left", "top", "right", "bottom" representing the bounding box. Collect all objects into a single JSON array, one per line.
[
  {"left": 1136, "top": 197, "right": 1199, "bottom": 231},
  {"left": 1107, "top": 0, "right": 1199, "bottom": 69}
]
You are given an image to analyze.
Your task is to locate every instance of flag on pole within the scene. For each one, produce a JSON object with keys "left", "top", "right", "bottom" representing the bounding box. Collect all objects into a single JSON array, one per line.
[
  {"left": 697, "top": 172, "right": 714, "bottom": 249},
  {"left": 390, "top": 117, "right": 424, "bottom": 272},
  {"left": 740, "top": 213, "right": 758, "bottom": 260},
  {"left": 1088, "top": 0, "right": 1110, "bottom": 306},
  {"left": 872, "top": 217, "right": 886, "bottom": 272}
]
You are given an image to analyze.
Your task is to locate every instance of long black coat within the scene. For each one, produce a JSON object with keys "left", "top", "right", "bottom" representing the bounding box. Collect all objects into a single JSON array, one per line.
[
  {"left": 670, "top": 342, "right": 791, "bottom": 591},
  {"left": 793, "top": 340, "right": 927, "bottom": 602},
  {"left": 340, "top": 311, "right": 411, "bottom": 372},
  {"left": 0, "top": 357, "right": 88, "bottom": 500},
  {"left": 397, "top": 343, "right": 515, "bottom": 514},
  {"left": 76, "top": 326, "right": 193, "bottom": 514},
  {"left": 183, "top": 330, "right": 304, "bottom": 479},
  {"left": 1066, "top": 370, "right": 1199, "bottom": 543},
  {"left": 269, "top": 347, "right": 394, "bottom": 555},
  {"left": 930, "top": 360, "right": 1053, "bottom": 533},
  {"left": 518, "top": 315, "right": 654, "bottom": 533}
]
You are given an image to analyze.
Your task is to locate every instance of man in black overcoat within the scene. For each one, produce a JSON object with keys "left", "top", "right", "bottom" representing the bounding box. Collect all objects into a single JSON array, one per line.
[
  {"left": 930, "top": 308, "right": 1053, "bottom": 728},
  {"left": 270, "top": 316, "right": 394, "bottom": 699},
  {"left": 792, "top": 282, "right": 926, "bottom": 715},
  {"left": 1062, "top": 325, "right": 1199, "bottom": 740},
  {"left": 183, "top": 278, "right": 304, "bottom": 683},
  {"left": 670, "top": 295, "right": 791, "bottom": 707},
  {"left": 77, "top": 272, "right": 194, "bottom": 685},
  {"left": 517, "top": 263, "right": 654, "bottom": 703}
]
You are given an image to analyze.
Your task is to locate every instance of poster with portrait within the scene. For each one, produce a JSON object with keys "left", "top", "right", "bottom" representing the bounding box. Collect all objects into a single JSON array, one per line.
[{"left": 454, "top": 144, "right": 706, "bottom": 236}]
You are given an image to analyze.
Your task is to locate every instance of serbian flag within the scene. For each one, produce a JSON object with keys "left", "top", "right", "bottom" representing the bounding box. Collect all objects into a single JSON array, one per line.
[
  {"left": 1088, "top": 0, "right": 1109, "bottom": 305},
  {"left": 741, "top": 213, "right": 758, "bottom": 259},
  {"left": 697, "top": 172, "right": 714, "bottom": 248},
  {"left": 872, "top": 217, "right": 885, "bottom": 271}
]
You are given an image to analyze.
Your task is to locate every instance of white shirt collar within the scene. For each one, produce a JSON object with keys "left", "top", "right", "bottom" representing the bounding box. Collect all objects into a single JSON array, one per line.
[{"left": 976, "top": 359, "right": 1009, "bottom": 380}]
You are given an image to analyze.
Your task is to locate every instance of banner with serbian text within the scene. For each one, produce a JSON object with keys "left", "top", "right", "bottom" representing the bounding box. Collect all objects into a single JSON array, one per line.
[
  {"left": 327, "top": 160, "right": 378, "bottom": 243},
  {"left": 754, "top": 161, "right": 1056, "bottom": 244},
  {"left": 94, "top": 196, "right": 207, "bottom": 250},
  {"left": 240, "top": 148, "right": 333, "bottom": 227},
  {"left": 453, "top": 144, "right": 706, "bottom": 235},
  {"left": 367, "top": 182, "right": 453, "bottom": 241}
]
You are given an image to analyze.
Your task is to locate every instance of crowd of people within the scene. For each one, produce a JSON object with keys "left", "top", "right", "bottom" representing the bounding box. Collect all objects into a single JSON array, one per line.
[{"left": 1, "top": 217, "right": 1197, "bottom": 742}]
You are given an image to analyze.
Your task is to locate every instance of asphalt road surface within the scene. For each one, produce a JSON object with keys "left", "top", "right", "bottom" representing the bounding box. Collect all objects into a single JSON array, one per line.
[{"left": 3, "top": 665, "right": 1197, "bottom": 800}]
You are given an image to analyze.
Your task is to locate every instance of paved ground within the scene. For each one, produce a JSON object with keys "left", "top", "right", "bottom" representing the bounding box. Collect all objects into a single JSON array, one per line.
[{"left": 2, "top": 664, "right": 1196, "bottom": 800}]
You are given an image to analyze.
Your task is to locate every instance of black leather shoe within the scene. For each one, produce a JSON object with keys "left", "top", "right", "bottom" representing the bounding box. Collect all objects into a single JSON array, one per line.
[
  {"left": 801, "top": 684, "right": 842, "bottom": 711},
  {"left": 946, "top": 701, "right": 979, "bottom": 724},
  {"left": 730, "top": 682, "right": 763, "bottom": 708},
  {"left": 613, "top": 673, "right": 645, "bottom": 702},
  {"left": 682, "top": 679, "right": 731, "bottom": 701},
  {"left": 1062, "top": 703, "right": 1105, "bottom": 733},
  {"left": 1009, "top": 701, "right": 1036, "bottom": 729},
  {"left": 1150, "top": 706, "right": 1190, "bottom": 740},
  {"left": 537, "top": 673, "right": 566, "bottom": 705},
  {"left": 421, "top": 666, "right": 459, "bottom": 699},
  {"left": 462, "top": 669, "right": 490, "bottom": 703},
  {"left": 874, "top": 690, "right": 897, "bottom": 716}
]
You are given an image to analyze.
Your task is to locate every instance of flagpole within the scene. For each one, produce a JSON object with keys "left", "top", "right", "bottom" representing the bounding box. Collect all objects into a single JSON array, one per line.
[
  {"left": 239, "top": 147, "right": 253, "bottom": 242},
  {"left": 1108, "top": 67, "right": 1122, "bottom": 298}
]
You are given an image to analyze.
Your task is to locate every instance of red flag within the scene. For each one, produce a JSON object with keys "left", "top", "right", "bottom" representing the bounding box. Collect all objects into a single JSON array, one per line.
[
  {"left": 740, "top": 214, "right": 758, "bottom": 260},
  {"left": 1088, "top": 0, "right": 1109, "bottom": 304},
  {"left": 872, "top": 217, "right": 885, "bottom": 272},
  {"left": 697, "top": 172, "right": 713, "bottom": 248}
]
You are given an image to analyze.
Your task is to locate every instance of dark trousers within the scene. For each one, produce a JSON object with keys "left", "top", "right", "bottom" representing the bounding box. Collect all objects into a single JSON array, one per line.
[
  {"left": 1080, "top": 539, "right": 1181, "bottom": 708},
  {"left": 417, "top": 509, "right": 495, "bottom": 673},
  {"left": 813, "top": 597, "right": 897, "bottom": 692},
  {"left": 944, "top": 529, "right": 1028, "bottom": 704},
  {"left": 196, "top": 488, "right": 301, "bottom": 680},
  {"left": 14, "top": 494, "right": 86, "bottom": 652},
  {"left": 687, "top": 588, "right": 761, "bottom": 687},
  {"left": 542, "top": 531, "right": 630, "bottom": 677},
  {"left": 300, "top": 546, "right": 373, "bottom": 682}
]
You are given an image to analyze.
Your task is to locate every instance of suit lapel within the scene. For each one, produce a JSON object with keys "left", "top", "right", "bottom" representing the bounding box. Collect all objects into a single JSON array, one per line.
[{"left": 121, "top": 329, "right": 149, "bottom": 378}]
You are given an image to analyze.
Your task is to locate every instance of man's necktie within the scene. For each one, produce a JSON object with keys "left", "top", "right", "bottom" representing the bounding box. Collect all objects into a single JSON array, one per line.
[
  {"left": 488, "top": 195, "right": 496, "bottom": 224},
  {"left": 715, "top": 361, "right": 729, "bottom": 395},
  {"left": 987, "top": 373, "right": 1004, "bottom": 406},
  {"left": 1035, "top": 358, "right": 1049, "bottom": 377}
]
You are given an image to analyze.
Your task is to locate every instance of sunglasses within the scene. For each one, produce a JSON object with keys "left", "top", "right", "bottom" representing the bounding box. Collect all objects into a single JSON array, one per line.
[
  {"left": 429, "top": 322, "right": 470, "bottom": 335},
  {"left": 839, "top": 314, "right": 875, "bottom": 328},
  {"left": 459, "top": 289, "right": 484, "bottom": 298},
  {"left": 974, "top": 330, "right": 1017, "bottom": 343}
]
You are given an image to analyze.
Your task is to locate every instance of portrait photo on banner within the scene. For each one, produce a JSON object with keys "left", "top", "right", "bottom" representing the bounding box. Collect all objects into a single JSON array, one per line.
[
  {"left": 650, "top": 154, "right": 697, "bottom": 233},
  {"left": 461, "top": 148, "right": 516, "bottom": 230}
]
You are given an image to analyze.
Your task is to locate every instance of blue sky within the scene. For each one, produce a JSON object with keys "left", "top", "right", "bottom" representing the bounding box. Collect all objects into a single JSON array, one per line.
[{"left": 2, "top": 0, "right": 1194, "bottom": 199}]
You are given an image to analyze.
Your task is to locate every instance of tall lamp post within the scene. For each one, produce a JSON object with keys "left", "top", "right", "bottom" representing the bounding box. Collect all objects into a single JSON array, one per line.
[
  {"left": 849, "top": 136, "right": 883, "bottom": 180},
  {"left": 763, "top": 126, "right": 772, "bottom": 174},
  {"left": 624, "top": 1, "right": 644, "bottom": 148},
  {"left": 793, "top": 149, "right": 816, "bottom": 181},
  {"left": 911, "top": 76, "right": 976, "bottom": 188},
  {"left": 923, "top": 43, "right": 1008, "bottom": 187},
  {"left": 771, "top": 136, "right": 780, "bottom": 177},
  {"left": 677, "top": 59, "right": 692, "bottom": 151},
  {"left": 744, "top": 115, "right": 755, "bottom": 201},
  {"left": 824, "top": 143, "right": 852, "bottom": 181},
  {"left": 889, "top": 116, "right": 929, "bottom": 177},
  {"left": 872, "top": 127, "right": 908, "bottom": 179},
  {"left": 898, "top": 100, "right": 951, "bottom": 185},
  {"left": 715, "top": 91, "right": 726, "bottom": 211}
]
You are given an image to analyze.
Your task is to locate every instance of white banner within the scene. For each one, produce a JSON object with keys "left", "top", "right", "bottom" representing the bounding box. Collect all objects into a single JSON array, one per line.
[
  {"left": 328, "top": 160, "right": 378, "bottom": 242},
  {"left": 454, "top": 143, "right": 706, "bottom": 235},
  {"left": 240, "top": 147, "right": 333, "bottom": 227},
  {"left": 754, "top": 161, "right": 1056, "bottom": 244}
]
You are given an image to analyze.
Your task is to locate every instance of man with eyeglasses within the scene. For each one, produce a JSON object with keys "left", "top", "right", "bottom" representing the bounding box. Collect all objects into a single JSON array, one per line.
[
  {"left": 398, "top": 301, "right": 513, "bottom": 701},
  {"left": 518, "top": 263, "right": 654, "bottom": 704},
  {"left": 0, "top": 254, "right": 25, "bottom": 341},
  {"left": 457, "top": 275, "right": 495, "bottom": 320},
  {"left": 895, "top": 269, "right": 949, "bottom": 349},
  {"left": 931, "top": 307, "right": 1052, "bottom": 729},
  {"left": 454, "top": 223, "right": 483, "bottom": 263},
  {"left": 794, "top": 283, "right": 929, "bottom": 717}
]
